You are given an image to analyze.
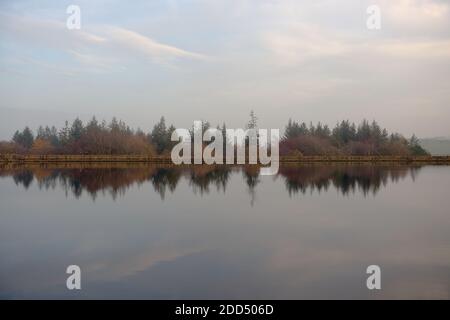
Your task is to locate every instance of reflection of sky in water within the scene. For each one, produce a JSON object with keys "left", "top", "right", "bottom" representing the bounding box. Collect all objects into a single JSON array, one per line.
[{"left": 0, "top": 165, "right": 449, "bottom": 299}]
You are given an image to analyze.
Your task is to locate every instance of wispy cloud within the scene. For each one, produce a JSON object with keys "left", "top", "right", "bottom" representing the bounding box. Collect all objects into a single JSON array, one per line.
[
  {"left": 0, "top": 13, "right": 207, "bottom": 71},
  {"left": 103, "top": 26, "right": 207, "bottom": 61},
  {"left": 260, "top": 0, "right": 450, "bottom": 65},
  {"left": 382, "top": 0, "right": 449, "bottom": 31},
  {"left": 0, "top": 13, "right": 106, "bottom": 49}
]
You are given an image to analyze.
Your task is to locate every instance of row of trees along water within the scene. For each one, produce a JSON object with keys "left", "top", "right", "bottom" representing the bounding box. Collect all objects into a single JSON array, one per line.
[{"left": 0, "top": 111, "right": 428, "bottom": 156}]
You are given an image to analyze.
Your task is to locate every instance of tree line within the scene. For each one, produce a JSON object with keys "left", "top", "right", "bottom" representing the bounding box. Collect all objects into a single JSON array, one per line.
[
  {"left": 0, "top": 112, "right": 428, "bottom": 156},
  {"left": 1, "top": 117, "right": 169, "bottom": 155},
  {"left": 281, "top": 119, "right": 428, "bottom": 156}
]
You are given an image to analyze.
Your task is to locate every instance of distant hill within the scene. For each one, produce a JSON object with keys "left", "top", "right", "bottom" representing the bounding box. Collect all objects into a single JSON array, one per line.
[{"left": 420, "top": 137, "right": 450, "bottom": 155}]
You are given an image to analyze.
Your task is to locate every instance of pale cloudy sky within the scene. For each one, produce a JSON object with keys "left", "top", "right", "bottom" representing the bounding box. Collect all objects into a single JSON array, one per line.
[{"left": 0, "top": 0, "right": 449, "bottom": 139}]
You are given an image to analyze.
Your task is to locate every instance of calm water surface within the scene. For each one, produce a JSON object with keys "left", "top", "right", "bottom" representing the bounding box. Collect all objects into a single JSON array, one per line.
[{"left": 0, "top": 164, "right": 449, "bottom": 299}]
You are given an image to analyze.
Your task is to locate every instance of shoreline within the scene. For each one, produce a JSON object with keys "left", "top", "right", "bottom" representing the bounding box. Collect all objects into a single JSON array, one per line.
[{"left": 1, "top": 154, "right": 449, "bottom": 164}]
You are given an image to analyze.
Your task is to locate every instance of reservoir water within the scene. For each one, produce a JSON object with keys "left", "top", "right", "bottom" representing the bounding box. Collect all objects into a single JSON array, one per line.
[{"left": 0, "top": 164, "right": 449, "bottom": 299}]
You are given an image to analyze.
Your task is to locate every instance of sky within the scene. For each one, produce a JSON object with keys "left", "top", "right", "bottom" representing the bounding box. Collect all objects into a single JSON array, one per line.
[{"left": 0, "top": 0, "right": 449, "bottom": 139}]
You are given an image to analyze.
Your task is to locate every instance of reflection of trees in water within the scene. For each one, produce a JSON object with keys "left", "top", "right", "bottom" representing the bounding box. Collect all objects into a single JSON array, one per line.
[
  {"left": 12, "top": 170, "right": 34, "bottom": 189},
  {"left": 242, "top": 166, "right": 260, "bottom": 206},
  {"left": 2, "top": 164, "right": 421, "bottom": 200},
  {"left": 57, "top": 168, "right": 156, "bottom": 200},
  {"left": 151, "top": 168, "right": 181, "bottom": 200},
  {"left": 279, "top": 165, "right": 421, "bottom": 196},
  {"left": 3, "top": 166, "right": 231, "bottom": 200},
  {"left": 189, "top": 166, "right": 231, "bottom": 195},
  {"left": 8, "top": 167, "right": 159, "bottom": 200}
]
